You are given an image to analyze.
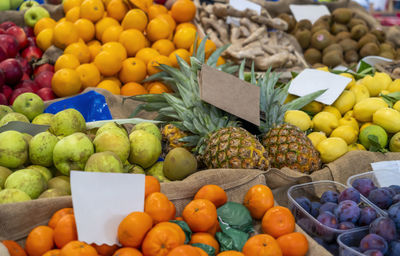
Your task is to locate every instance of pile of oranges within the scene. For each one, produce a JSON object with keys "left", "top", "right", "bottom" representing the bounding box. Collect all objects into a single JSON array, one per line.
[
  {"left": 33, "top": 0, "right": 222, "bottom": 98},
  {"left": 2, "top": 177, "right": 309, "bottom": 256}
]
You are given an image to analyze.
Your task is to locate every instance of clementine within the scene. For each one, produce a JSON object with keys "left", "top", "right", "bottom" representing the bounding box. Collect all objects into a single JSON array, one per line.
[
  {"left": 34, "top": 17, "right": 56, "bottom": 36},
  {"left": 76, "top": 63, "right": 101, "bottom": 88},
  {"left": 152, "top": 39, "right": 175, "bottom": 56},
  {"left": 190, "top": 232, "right": 220, "bottom": 254},
  {"left": 74, "top": 19, "right": 95, "bottom": 42},
  {"left": 170, "top": 0, "right": 196, "bottom": 23},
  {"left": 87, "top": 40, "right": 102, "bottom": 61},
  {"left": 120, "top": 82, "right": 148, "bottom": 96},
  {"left": 80, "top": 0, "right": 105, "bottom": 22},
  {"left": 121, "top": 9, "right": 148, "bottom": 32},
  {"left": 146, "top": 17, "right": 170, "bottom": 42},
  {"left": 94, "top": 50, "right": 122, "bottom": 76},
  {"left": 92, "top": 244, "right": 119, "bottom": 256},
  {"left": 182, "top": 199, "right": 217, "bottom": 232},
  {"left": 166, "top": 245, "right": 201, "bottom": 256},
  {"left": 52, "top": 68, "right": 82, "bottom": 97},
  {"left": 65, "top": 6, "right": 80, "bottom": 22},
  {"left": 145, "top": 175, "right": 161, "bottom": 198},
  {"left": 261, "top": 206, "right": 295, "bottom": 238},
  {"left": 216, "top": 251, "right": 245, "bottom": 256},
  {"left": 64, "top": 42, "right": 91, "bottom": 64},
  {"left": 144, "top": 192, "right": 175, "bottom": 224},
  {"left": 95, "top": 17, "right": 119, "bottom": 40},
  {"left": 119, "top": 57, "right": 147, "bottom": 83},
  {"left": 42, "top": 249, "right": 61, "bottom": 256},
  {"left": 242, "top": 234, "right": 282, "bottom": 256},
  {"left": 106, "top": 0, "right": 128, "bottom": 21},
  {"left": 168, "top": 49, "right": 190, "bottom": 68},
  {"left": 101, "top": 25, "right": 123, "bottom": 43},
  {"left": 60, "top": 241, "right": 97, "bottom": 256},
  {"left": 136, "top": 48, "right": 160, "bottom": 65},
  {"left": 112, "top": 247, "right": 143, "bottom": 256},
  {"left": 63, "top": 0, "right": 82, "bottom": 13},
  {"left": 147, "top": 55, "right": 172, "bottom": 75},
  {"left": 53, "top": 212, "right": 78, "bottom": 248},
  {"left": 173, "top": 27, "right": 196, "bottom": 50},
  {"left": 141, "top": 224, "right": 185, "bottom": 256},
  {"left": 36, "top": 28, "right": 54, "bottom": 51},
  {"left": 117, "top": 211, "right": 153, "bottom": 247},
  {"left": 119, "top": 29, "right": 146, "bottom": 56},
  {"left": 1, "top": 240, "right": 27, "bottom": 256},
  {"left": 48, "top": 208, "right": 74, "bottom": 229},
  {"left": 53, "top": 21, "right": 79, "bottom": 49},
  {"left": 97, "top": 80, "right": 121, "bottom": 94},
  {"left": 193, "top": 184, "right": 227, "bottom": 208},
  {"left": 25, "top": 226, "right": 54, "bottom": 256},
  {"left": 276, "top": 232, "right": 309, "bottom": 256},
  {"left": 243, "top": 184, "right": 274, "bottom": 220},
  {"left": 54, "top": 54, "right": 80, "bottom": 71}
]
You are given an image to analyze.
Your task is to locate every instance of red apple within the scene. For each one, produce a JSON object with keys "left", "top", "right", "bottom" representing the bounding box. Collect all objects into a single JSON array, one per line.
[
  {"left": 27, "top": 37, "right": 36, "bottom": 47},
  {"left": 0, "top": 93, "right": 7, "bottom": 105},
  {"left": 2, "top": 85, "right": 12, "bottom": 99},
  {"left": 0, "top": 22, "right": 16, "bottom": 31},
  {"left": 6, "top": 26, "right": 27, "bottom": 50},
  {"left": 18, "top": 58, "right": 32, "bottom": 76},
  {"left": 0, "top": 59, "right": 23, "bottom": 86},
  {"left": 37, "top": 87, "right": 56, "bottom": 101},
  {"left": 21, "top": 73, "right": 31, "bottom": 81},
  {"left": 15, "top": 80, "right": 40, "bottom": 92},
  {"left": 34, "top": 70, "right": 53, "bottom": 88},
  {"left": 0, "top": 29, "right": 5, "bottom": 35},
  {"left": 21, "top": 46, "right": 43, "bottom": 62},
  {"left": 9, "top": 87, "right": 34, "bottom": 105},
  {"left": 0, "top": 35, "right": 19, "bottom": 58},
  {"left": 0, "top": 69, "right": 4, "bottom": 87},
  {"left": 34, "top": 63, "right": 54, "bottom": 76},
  {"left": 0, "top": 47, "right": 6, "bottom": 65},
  {"left": 23, "top": 27, "right": 34, "bottom": 38}
]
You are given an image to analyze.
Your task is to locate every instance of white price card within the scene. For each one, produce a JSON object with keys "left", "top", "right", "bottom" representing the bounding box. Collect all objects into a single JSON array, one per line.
[
  {"left": 227, "top": 0, "right": 262, "bottom": 26},
  {"left": 371, "top": 161, "right": 400, "bottom": 186},
  {"left": 70, "top": 171, "right": 145, "bottom": 245},
  {"left": 288, "top": 69, "right": 352, "bottom": 105},
  {"left": 356, "top": 56, "right": 393, "bottom": 71},
  {"left": 289, "top": 5, "right": 330, "bottom": 24}
]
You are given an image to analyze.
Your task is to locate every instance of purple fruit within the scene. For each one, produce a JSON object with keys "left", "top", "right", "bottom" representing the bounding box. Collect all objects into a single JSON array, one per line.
[
  {"left": 390, "top": 185, "right": 400, "bottom": 194},
  {"left": 339, "top": 187, "right": 361, "bottom": 203},
  {"left": 338, "top": 221, "right": 355, "bottom": 230},
  {"left": 368, "top": 188, "right": 393, "bottom": 209},
  {"left": 350, "top": 246, "right": 362, "bottom": 252},
  {"left": 393, "top": 194, "right": 400, "bottom": 205},
  {"left": 388, "top": 202, "right": 400, "bottom": 230},
  {"left": 0, "top": 35, "right": 19, "bottom": 58},
  {"left": 360, "top": 234, "right": 388, "bottom": 254},
  {"left": 359, "top": 206, "right": 378, "bottom": 226},
  {"left": 311, "top": 202, "right": 321, "bottom": 218},
  {"left": 0, "top": 58, "right": 22, "bottom": 86},
  {"left": 369, "top": 217, "right": 397, "bottom": 241},
  {"left": 364, "top": 249, "right": 384, "bottom": 256},
  {"left": 388, "top": 240, "right": 400, "bottom": 256},
  {"left": 0, "top": 69, "right": 4, "bottom": 87},
  {"left": 352, "top": 178, "right": 376, "bottom": 197},
  {"left": 335, "top": 200, "right": 360, "bottom": 223},
  {"left": 295, "top": 196, "right": 311, "bottom": 213},
  {"left": 383, "top": 187, "right": 397, "bottom": 197},
  {"left": 320, "top": 190, "right": 339, "bottom": 204},
  {"left": 0, "top": 46, "right": 6, "bottom": 63},
  {"left": 319, "top": 202, "right": 338, "bottom": 215},
  {"left": 317, "top": 211, "right": 338, "bottom": 229}
]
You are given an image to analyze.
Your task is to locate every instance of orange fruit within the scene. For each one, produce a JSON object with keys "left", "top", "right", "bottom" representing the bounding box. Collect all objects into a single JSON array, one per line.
[
  {"left": 148, "top": 4, "right": 167, "bottom": 20},
  {"left": 141, "top": 223, "right": 185, "bottom": 256},
  {"left": 95, "top": 17, "right": 119, "bottom": 40},
  {"left": 107, "top": 0, "right": 128, "bottom": 21},
  {"left": 195, "top": 248, "right": 208, "bottom": 256},
  {"left": 136, "top": 48, "right": 160, "bottom": 65},
  {"left": 66, "top": 6, "right": 80, "bottom": 22},
  {"left": 53, "top": 214, "right": 78, "bottom": 248},
  {"left": 60, "top": 241, "right": 98, "bottom": 256},
  {"left": 166, "top": 245, "right": 201, "bottom": 256},
  {"left": 121, "top": 9, "right": 148, "bottom": 32},
  {"left": 25, "top": 226, "right": 54, "bottom": 256},
  {"left": 101, "top": 25, "right": 123, "bottom": 43},
  {"left": 182, "top": 199, "right": 217, "bottom": 233},
  {"left": 42, "top": 249, "right": 61, "bottom": 256},
  {"left": 168, "top": 49, "right": 190, "bottom": 68},
  {"left": 152, "top": 39, "right": 175, "bottom": 56},
  {"left": 242, "top": 234, "right": 282, "bottom": 256},
  {"left": 91, "top": 244, "right": 119, "bottom": 256},
  {"left": 103, "top": 76, "right": 121, "bottom": 87},
  {"left": 101, "top": 41, "right": 127, "bottom": 61},
  {"left": 276, "top": 232, "right": 309, "bottom": 256},
  {"left": 144, "top": 192, "right": 176, "bottom": 224},
  {"left": 145, "top": 81, "right": 167, "bottom": 90},
  {"left": 53, "top": 21, "right": 79, "bottom": 49},
  {"left": 118, "top": 211, "right": 153, "bottom": 248},
  {"left": 48, "top": 208, "right": 74, "bottom": 229},
  {"left": 2, "top": 240, "right": 27, "bottom": 256},
  {"left": 194, "top": 184, "right": 227, "bottom": 208},
  {"left": 190, "top": 39, "right": 216, "bottom": 59},
  {"left": 190, "top": 233, "right": 220, "bottom": 254},
  {"left": 262, "top": 206, "right": 295, "bottom": 238},
  {"left": 119, "top": 29, "right": 146, "bottom": 56},
  {"left": 149, "top": 83, "right": 169, "bottom": 94},
  {"left": 97, "top": 80, "right": 121, "bottom": 94},
  {"left": 76, "top": 63, "right": 101, "bottom": 88},
  {"left": 216, "top": 56, "right": 226, "bottom": 66},
  {"left": 206, "top": 220, "right": 221, "bottom": 237},
  {"left": 147, "top": 55, "right": 172, "bottom": 75},
  {"left": 34, "top": 17, "right": 56, "bottom": 36},
  {"left": 175, "top": 22, "right": 196, "bottom": 32},
  {"left": 112, "top": 247, "right": 143, "bottom": 256},
  {"left": 63, "top": 0, "right": 82, "bottom": 13},
  {"left": 157, "top": 13, "right": 176, "bottom": 32},
  {"left": 145, "top": 176, "right": 161, "bottom": 198},
  {"left": 173, "top": 27, "right": 196, "bottom": 50},
  {"left": 94, "top": 50, "right": 122, "bottom": 76},
  {"left": 146, "top": 17, "right": 170, "bottom": 42},
  {"left": 57, "top": 18, "right": 66, "bottom": 23},
  {"left": 243, "top": 184, "right": 274, "bottom": 220},
  {"left": 155, "top": 222, "right": 185, "bottom": 244},
  {"left": 119, "top": 57, "right": 146, "bottom": 83},
  {"left": 120, "top": 82, "right": 148, "bottom": 96},
  {"left": 80, "top": 0, "right": 105, "bottom": 22},
  {"left": 64, "top": 42, "right": 91, "bottom": 64},
  {"left": 36, "top": 28, "right": 54, "bottom": 51},
  {"left": 217, "top": 251, "right": 245, "bottom": 256},
  {"left": 52, "top": 68, "right": 82, "bottom": 97},
  {"left": 74, "top": 18, "right": 95, "bottom": 42},
  {"left": 171, "top": 0, "right": 196, "bottom": 23},
  {"left": 87, "top": 40, "right": 102, "bottom": 61},
  {"left": 54, "top": 54, "right": 80, "bottom": 72}
]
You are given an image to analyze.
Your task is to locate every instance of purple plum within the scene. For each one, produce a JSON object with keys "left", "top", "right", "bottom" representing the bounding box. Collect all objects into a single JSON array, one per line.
[
  {"left": 352, "top": 178, "right": 376, "bottom": 197},
  {"left": 388, "top": 240, "right": 400, "bottom": 256},
  {"left": 319, "top": 202, "right": 338, "bottom": 215},
  {"left": 311, "top": 202, "right": 321, "bottom": 218},
  {"left": 339, "top": 187, "right": 361, "bottom": 203},
  {"left": 295, "top": 196, "right": 311, "bottom": 213},
  {"left": 335, "top": 200, "right": 360, "bottom": 223},
  {"left": 317, "top": 211, "right": 338, "bottom": 229},
  {"left": 359, "top": 206, "right": 378, "bottom": 226},
  {"left": 368, "top": 188, "right": 393, "bottom": 209},
  {"left": 389, "top": 185, "right": 400, "bottom": 194},
  {"left": 360, "top": 234, "right": 388, "bottom": 254},
  {"left": 388, "top": 202, "right": 400, "bottom": 230},
  {"left": 338, "top": 221, "right": 356, "bottom": 230},
  {"left": 369, "top": 217, "right": 397, "bottom": 241},
  {"left": 364, "top": 250, "right": 384, "bottom": 256},
  {"left": 320, "top": 190, "right": 339, "bottom": 204}
]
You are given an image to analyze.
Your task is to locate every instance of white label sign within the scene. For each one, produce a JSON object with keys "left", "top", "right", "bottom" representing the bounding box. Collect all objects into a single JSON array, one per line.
[
  {"left": 289, "top": 5, "right": 330, "bottom": 24},
  {"left": 227, "top": 0, "right": 262, "bottom": 26}
]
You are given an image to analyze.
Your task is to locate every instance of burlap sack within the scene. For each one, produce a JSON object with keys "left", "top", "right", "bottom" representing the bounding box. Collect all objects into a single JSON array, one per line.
[{"left": 0, "top": 4, "right": 64, "bottom": 27}]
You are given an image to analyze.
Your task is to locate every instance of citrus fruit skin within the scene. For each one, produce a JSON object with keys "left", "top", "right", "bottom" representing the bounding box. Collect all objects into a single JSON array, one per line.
[
  {"left": 284, "top": 110, "right": 312, "bottom": 131},
  {"left": 372, "top": 108, "right": 400, "bottom": 133},
  {"left": 312, "top": 112, "right": 339, "bottom": 136},
  {"left": 307, "top": 132, "right": 327, "bottom": 148},
  {"left": 317, "top": 137, "right": 348, "bottom": 163},
  {"left": 390, "top": 132, "right": 400, "bottom": 152},
  {"left": 353, "top": 97, "right": 388, "bottom": 122},
  {"left": 330, "top": 125, "right": 358, "bottom": 145},
  {"left": 359, "top": 125, "right": 388, "bottom": 150},
  {"left": 332, "top": 90, "right": 356, "bottom": 115}
]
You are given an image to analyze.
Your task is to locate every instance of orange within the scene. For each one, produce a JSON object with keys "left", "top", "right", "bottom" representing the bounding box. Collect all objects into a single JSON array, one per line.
[
  {"left": 34, "top": 17, "right": 56, "bottom": 36},
  {"left": 76, "top": 63, "right": 101, "bottom": 88},
  {"left": 94, "top": 50, "right": 122, "bottom": 76},
  {"left": 118, "top": 211, "right": 153, "bottom": 248},
  {"left": 87, "top": 40, "right": 102, "bottom": 61},
  {"left": 66, "top": 7, "right": 80, "bottom": 22},
  {"left": 242, "top": 234, "right": 282, "bottom": 256},
  {"left": 216, "top": 56, "right": 226, "bottom": 66},
  {"left": 195, "top": 248, "right": 208, "bottom": 256},
  {"left": 107, "top": 0, "right": 128, "bottom": 21},
  {"left": 97, "top": 80, "right": 121, "bottom": 94},
  {"left": 53, "top": 214, "right": 78, "bottom": 248},
  {"left": 53, "top": 21, "right": 79, "bottom": 49},
  {"left": 145, "top": 81, "right": 167, "bottom": 90},
  {"left": 119, "top": 29, "right": 146, "bottom": 56},
  {"left": 95, "top": 17, "right": 119, "bottom": 40},
  {"left": 148, "top": 4, "right": 167, "bottom": 20},
  {"left": 262, "top": 206, "right": 295, "bottom": 238},
  {"left": 54, "top": 54, "right": 80, "bottom": 72},
  {"left": 157, "top": 14, "right": 176, "bottom": 32},
  {"left": 136, "top": 48, "right": 160, "bottom": 65},
  {"left": 42, "top": 249, "right": 61, "bottom": 256},
  {"left": 92, "top": 244, "right": 119, "bottom": 256},
  {"left": 168, "top": 49, "right": 190, "bottom": 68},
  {"left": 52, "top": 68, "right": 82, "bottom": 97},
  {"left": 74, "top": 19, "right": 95, "bottom": 42},
  {"left": 243, "top": 184, "right": 274, "bottom": 220},
  {"left": 190, "top": 233, "right": 220, "bottom": 254},
  {"left": 145, "top": 176, "right": 161, "bottom": 198},
  {"left": 194, "top": 184, "right": 227, "bottom": 208},
  {"left": 63, "top": 0, "right": 82, "bottom": 13},
  {"left": 190, "top": 39, "right": 216, "bottom": 59},
  {"left": 171, "top": 0, "right": 196, "bottom": 23},
  {"left": 101, "top": 25, "right": 123, "bottom": 43},
  {"left": 120, "top": 82, "right": 148, "bottom": 96},
  {"left": 144, "top": 192, "right": 176, "bottom": 224},
  {"left": 57, "top": 18, "right": 66, "bottom": 23},
  {"left": 206, "top": 219, "right": 220, "bottom": 236},
  {"left": 155, "top": 222, "right": 185, "bottom": 244},
  {"left": 147, "top": 55, "right": 172, "bottom": 75},
  {"left": 146, "top": 17, "right": 170, "bottom": 42},
  {"left": 175, "top": 22, "right": 196, "bottom": 32},
  {"left": 173, "top": 27, "right": 196, "bottom": 50},
  {"left": 25, "top": 226, "right": 54, "bottom": 256},
  {"left": 101, "top": 41, "right": 127, "bottom": 61},
  {"left": 112, "top": 247, "right": 143, "bottom": 256},
  {"left": 121, "top": 9, "right": 148, "bottom": 32},
  {"left": 166, "top": 245, "right": 201, "bottom": 256},
  {"left": 119, "top": 57, "right": 147, "bottom": 83},
  {"left": 152, "top": 39, "right": 175, "bottom": 56},
  {"left": 276, "top": 232, "right": 309, "bottom": 256},
  {"left": 149, "top": 83, "right": 169, "bottom": 94},
  {"left": 141, "top": 224, "right": 185, "bottom": 256},
  {"left": 48, "top": 208, "right": 74, "bottom": 229},
  {"left": 217, "top": 251, "right": 245, "bottom": 256},
  {"left": 36, "top": 28, "right": 54, "bottom": 51},
  {"left": 2, "top": 240, "right": 27, "bottom": 256},
  {"left": 60, "top": 241, "right": 98, "bottom": 256},
  {"left": 80, "top": 0, "right": 105, "bottom": 22},
  {"left": 182, "top": 199, "right": 217, "bottom": 233},
  {"left": 129, "top": 0, "right": 152, "bottom": 12},
  {"left": 103, "top": 76, "right": 121, "bottom": 87},
  {"left": 64, "top": 42, "right": 91, "bottom": 63}
]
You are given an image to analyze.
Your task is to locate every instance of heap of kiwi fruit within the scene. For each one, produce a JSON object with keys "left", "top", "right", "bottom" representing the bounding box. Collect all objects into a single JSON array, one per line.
[{"left": 279, "top": 8, "right": 400, "bottom": 68}]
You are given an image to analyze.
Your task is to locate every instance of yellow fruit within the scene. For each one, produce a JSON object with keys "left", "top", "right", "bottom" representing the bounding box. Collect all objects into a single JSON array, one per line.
[
  {"left": 51, "top": 68, "right": 82, "bottom": 97},
  {"left": 301, "top": 101, "right": 323, "bottom": 114},
  {"left": 136, "top": 48, "right": 160, "bottom": 65},
  {"left": 317, "top": 137, "right": 348, "bottom": 163},
  {"left": 157, "top": 13, "right": 176, "bottom": 32},
  {"left": 173, "top": 27, "right": 196, "bottom": 50},
  {"left": 374, "top": 72, "right": 392, "bottom": 89},
  {"left": 353, "top": 97, "right": 389, "bottom": 122},
  {"left": 76, "top": 63, "right": 101, "bottom": 88},
  {"left": 307, "top": 132, "right": 327, "bottom": 148},
  {"left": 36, "top": 28, "right": 53, "bottom": 51},
  {"left": 283, "top": 110, "right": 312, "bottom": 131},
  {"left": 54, "top": 54, "right": 80, "bottom": 71},
  {"left": 106, "top": 0, "right": 128, "bottom": 21},
  {"left": 330, "top": 125, "right": 358, "bottom": 145},
  {"left": 95, "top": 17, "right": 119, "bottom": 40},
  {"left": 34, "top": 17, "right": 56, "bottom": 36},
  {"left": 332, "top": 90, "right": 356, "bottom": 115},
  {"left": 147, "top": 55, "right": 172, "bottom": 75},
  {"left": 168, "top": 49, "right": 190, "bottom": 68},
  {"left": 87, "top": 40, "right": 102, "bottom": 61},
  {"left": 348, "top": 143, "right": 366, "bottom": 151},
  {"left": 344, "top": 110, "right": 354, "bottom": 118},
  {"left": 53, "top": 21, "right": 80, "bottom": 49},
  {"left": 361, "top": 74, "right": 387, "bottom": 97},
  {"left": 312, "top": 112, "right": 339, "bottom": 136},
  {"left": 190, "top": 39, "right": 216, "bottom": 59},
  {"left": 316, "top": 66, "right": 329, "bottom": 72},
  {"left": 388, "top": 79, "right": 400, "bottom": 93},
  {"left": 121, "top": 9, "right": 148, "bottom": 32},
  {"left": 393, "top": 101, "right": 400, "bottom": 112},
  {"left": 284, "top": 94, "right": 298, "bottom": 104},
  {"left": 94, "top": 50, "right": 122, "bottom": 76},
  {"left": 322, "top": 106, "right": 341, "bottom": 120},
  {"left": 101, "top": 25, "right": 123, "bottom": 43},
  {"left": 148, "top": 4, "right": 168, "bottom": 20},
  {"left": 175, "top": 22, "right": 196, "bottom": 32},
  {"left": 381, "top": 90, "right": 390, "bottom": 95},
  {"left": 74, "top": 18, "right": 95, "bottom": 42},
  {"left": 372, "top": 108, "right": 400, "bottom": 133},
  {"left": 151, "top": 39, "right": 175, "bottom": 56},
  {"left": 340, "top": 73, "right": 356, "bottom": 90},
  {"left": 97, "top": 80, "right": 121, "bottom": 94},
  {"left": 66, "top": 6, "right": 80, "bottom": 22},
  {"left": 102, "top": 76, "right": 121, "bottom": 87},
  {"left": 119, "top": 57, "right": 147, "bottom": 83},
  {"left": 64, "top": 42, "right": 91, "bottom": 64},
  {"left": 339, "top": 117, "right": 359, "bottom": 133},
  {"left": 119, "top": 29, "right": 146, "bottom": 56},
  {"left": 146, "top": 17, "right": 170, "bottom": 42},
  {"left": 63, "top": 0, "right": 82, "bottom": 13},
  {"left": 216, "top": 56, "right": 226, "bottom": 66},
  {"left": 349, "top": 83, "right": 370, "bottom": 103},
  {"left": 80, "top": 0, "right": 105, "bottom": 22},
  {"left": 360, "top": 122, "right": 373, "bottom": 133},
  {"left": 129, "top": 0, "right": 152, "bottom": 12},
  {"left": 101, "top": 42, "right": 127, "bottom": 62}
]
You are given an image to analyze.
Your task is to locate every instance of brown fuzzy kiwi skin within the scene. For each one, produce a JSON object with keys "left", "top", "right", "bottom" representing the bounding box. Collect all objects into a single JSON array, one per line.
[
  {"left": 351, "top": 24, "right": 368, "bottom": 40},
  {"left": 370, "top": 29, "right": 386, "bottom": 43},
  {"left": 311, "top": 24, "right": 329, "bottom": 34},
  {"left": 278, "top": 13, "right": 296, "bottom": 32},
  {"left": 347, "top": 18, "right": 367, "bottom": 29},
  {"left": 332, "top": 8, "right": 353, "bottom": 24},
  {"left": 336, "top": 31, "right": 351, "bottom": 41},
  {"left": 323, "top": 50, "right": 343, "bottom": 67},
  {"left": 360, "top": 42, "right": 380, "bottom": 58},
  {"left": 380, "top": 42, "right": 395, "bottom": 53},
  {"left": 311, "top": 30, "right": 332, "bottom": 50},
  {"left": 304, "top": 48, "right": 322, "bottom": 65},
  {"left": 323, "top": 43, "right": 343, "bottom": 55},
  {"left": 380, "top": 51, "right": 395, "bottom": 59},
  {"left": 295, "top": 29, "right": 312, "bottom": 49},
  {"left": 345, "top": 50, "right": 359, "bottom": 63},
  {"left": 331, "top": 23, "right": 348, "bottom": 35},
  {"left": 339, "top": 38, "right": 358, "bottom": 52},
  {"left": 315, "top": 15, "right": 332, "bottom": 26},
  {"left": 357, "top": 33, "right": 378, "bottom": 50},
  {"left": 295, "top": 19, "right": 312, "bottom": 31}
]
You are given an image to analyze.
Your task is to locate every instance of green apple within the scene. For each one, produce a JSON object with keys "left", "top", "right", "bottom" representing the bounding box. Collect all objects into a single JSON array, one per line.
[
  {"left": 0, "top": 105, "right": 13, "bottom": 120},
  {"left": 96, "top": 122, "right": 128, "bottom": 137},
  {"left": 0, "top": 131, "right": 28, "bottom": 168},
  {"left": 132, "top": 122, "right": 161, "bottom": 141},
  {"left": 93, "top": 129, "right": 130, "bottom": 162},
  {"left": 12, "top": 93, "right": 44, "bottom": 121},
  {"left": 29, "top": 131, "right": 59, "bottom": 167},
  {"left": 32, "top": 113, "right": 54, "bottom": 125},
  {"left": 129, "top": 130, "right": 161, "bottom": 168},
  {"left": 5, "top": 168, "right": 47, "bottom": 199},
  {"left": 24, "top": 6, "right": 50, "bottom": 27},
  {"left": 10, "top": 0, "right": 23, "bottom": 10},
  {"left": 48, "top": 176, "right": 71, "bottom": 194},
  {"left": 0, "top": 0, "right": 11, "bottom": 11},
  {"left": 0, "top": 112, "right": 29, "bottom": 127},
  {"left": 49, "top": 109, "right": 86, "bottom": 136},
  {"left": 27, "top": 165, "right": 53, "bottom": 182},
  {"left": 19, "top": 0, "right": 39, "bottom": 11},
  {"left": 0, "top": 189, "right": 31, "bottom": 204},
  {"left": 84, "top": 151, "right": 124, "bottom": 173}
]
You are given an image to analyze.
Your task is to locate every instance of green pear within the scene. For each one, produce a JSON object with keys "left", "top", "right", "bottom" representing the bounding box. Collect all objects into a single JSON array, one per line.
[
  {"left": 48, "top": 176, "right": 71, "bottom": 195},
  {"left": 49, "top": 109, "right": 86, "bottom": 136},
  {"left": 10, "top": 0, "right": 24, "bottom": 9},
  {"left": 0, "top": 189, "right": 31, "bottom": 204},
  {"left": 53, "top": 132, "right": 94, "bottom": 176},
  {"left": 12, "top": 93, "right": 44, "bottom": 121},
  {"left": 129, "top": 130, "right": 161, "bottom": 168},
  {"left": 84, "top": 151, "right": 124, "bottom": 173},
  {"left": 32, "top": 113, "right": 54, "bottom": 125},
  {"left": 96, "top": 122, "right": 128, "bottom": 137},
  {"left": 0, "top": 112, "right": 29, "bottom": 127},
  {"left": 27, "top": 165, "right": 53, "bottom": 182},
  {"left": 22, "top": 133, "right": 33, "bottom": 144},
  {"left": 0, "top": 130, "right": 28, "bottom": 168},
  {"left": 29, "top": 131, "right": 59, "bottom": 167},
  {"left": 133, "top": 122, "right": 162, "bottom": 141},
  {"left": 163, "top": 147, "right": 198, "bottom": 181},
  {"left": 5, "top": 169, "right": 47, "bottom": 199},
  {"left": 147, "top": 162, "right": 170, "bottom": 182},
  {"left": 39, "top": 188, "right": 69, "bottom": 199},
  {"left": 0, "top": 167, "right": 12, "bottom": 188},
  {"left": 0, "top": 105, "right": 13, "bottom": 120},
  {"left": 93, "top": 129, "right": 130, "bottom": 162}
]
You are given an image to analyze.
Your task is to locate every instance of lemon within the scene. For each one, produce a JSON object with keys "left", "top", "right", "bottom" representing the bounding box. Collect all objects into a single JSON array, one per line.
[
  {"left": 393, "top": 101, "right": 400, "bottom": 112},
  {"left": 360, "top": 122, "right": 373, "bottom": 133},
  {"left": 372, "top": 108, "right": 400, "bottom": 133},
  {"left": 388, "top": 79, "right": 400, "bottom": 93},
  {"left": 374, "top": 72, "right": 392, "bottom": 90},
  {"left": 389, "top": 131, "right": 400, "bottom": 152},
  {"left": 340, "top": 73, "right": 356, "bottom": 89},
  {"left": 349, "top": 83, "right": 370, "bottom": 103},
  {"left": 332, "top": 90, "right": 356, "bottom": 115},
  {"left": 381, "top": 90, "right": 390, "bottom": 95},
  {"left": 339, "top": 116, "right": 359, "bottom": 133},
  {"left": 284, "top": 110, "right": 312, "bottom": 131},
  {"left": 316, "top": 66, "right": 329, "bottom": 72},
  {"left": 344, "top": 110, "right": 354, "bottom": 118},
  {"left": 359, "top": 125, "right": 388, "bottom": 149},
  {"left": 330, "top": 125, "right": 358, "bottom": 145},
  {"left": 353, "top": 97, "right": 389, "bottom": 122},
  {"left": 348, "top": 143, "right": 366, "bottom": 151},
  {"left": 284, "top": 94, "right": 298, "bottom": 104},
  {"left": 361, "top": 74, "right": 387, "bottom": 96},
  {"left": 317, "top": 137, "right": 348, "bottom": 163},
  {"left": 307, "top": 132, "right": 327, "bottom": 147},
  {"left": 322, "top": 106, "right": 341, "bottom": 120},
  {"left": 312, "top": 112, "right": 339, "bottom": 136},
  {"left": 302, "top": 101, "right": 324, "bottom": 114}
]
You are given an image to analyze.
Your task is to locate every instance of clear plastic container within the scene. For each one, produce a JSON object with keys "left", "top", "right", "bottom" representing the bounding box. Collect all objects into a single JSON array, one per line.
[{"left": 337, "top": 227, "right": 369, "bottom": 256}]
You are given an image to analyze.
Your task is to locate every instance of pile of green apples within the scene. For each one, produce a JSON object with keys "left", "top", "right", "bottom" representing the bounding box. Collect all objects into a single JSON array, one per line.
[{"left": 0, "top": 0, "right": 51, "bottom": 28}]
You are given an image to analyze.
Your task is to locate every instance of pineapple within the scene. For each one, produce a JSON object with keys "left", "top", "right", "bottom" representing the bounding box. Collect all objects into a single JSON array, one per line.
[{"left": 162, "top": 123, "right": 191, "bottom": 151}]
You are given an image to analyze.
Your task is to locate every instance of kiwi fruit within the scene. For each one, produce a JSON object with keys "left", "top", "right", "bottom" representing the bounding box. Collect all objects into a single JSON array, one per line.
[
  {"left": 339, "top": 38, "right": 358, "bottom": 52},
  {"left": 312, "top": 63, "right": 325, "bottom": 69},
  {"left": 357, "top": 33, "right": 378, "bottom": 49},
  {"left": 304, "top": 48, "right": 322, "bottom": 65},
  {"left": 278, "top": 13, "right": 296, "bottom": 32},
  {"left": 380, "top": 51, "right": 395, "bottom": 59},
  {"left": 323, "top": 50, "right": 343, "bottom": 67},
  {"left": 295, "top": 29, "right": 311, "bottom": 49},
  {"left": 332, "top": 8, "right": 353, "bottom": 24},
  {"left": 336, "top": 31, "right": 351, "bottom": 41},
  {"left": 315, "top": 15, "right": 332, "bottom": 26},
  {"left": 347, "top": 18, "right": 367, "bottom": 29},
  {"left": 380, "top": 42, "right": 394, "bottom": 53},
  {"left": 360, "top": 42, "right": 380, "bottom": 57},
  {"left": 370, "top": 28, "right": 386, "bottom": 43},
  {"left": 295, "top": 19, "right": 312, "bottom": 31},
  {"left": 323, "top": 43, "right": 343, "bottom": 55},
  {"left": 351, "top": 24, "right": 368, "bottom": 40},
  {"left": 344, "top": 50, "right": 359, "bottom": 63},
  {"left": 311, "top": 30, "right": 332, "bottom": 50},
  {"left": 331, "top": 23, "right": 348, "bottom": 35},
  {"left": 311, "top": 24, "right": 329, "bottom": 34}
]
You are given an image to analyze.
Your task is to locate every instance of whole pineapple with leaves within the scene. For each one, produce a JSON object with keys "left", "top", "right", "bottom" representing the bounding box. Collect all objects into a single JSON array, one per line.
[{"left": 126, "top": 39, "right": 269, "bottom": 170}]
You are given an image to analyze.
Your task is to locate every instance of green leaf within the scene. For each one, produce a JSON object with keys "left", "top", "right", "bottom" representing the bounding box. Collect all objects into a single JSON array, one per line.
[
  {"left": 357, "top": 60, "right": 373, "bottom": 73},
  {"left": 285, "top": 89, "right": 327, "bottom": 110},
  {"left": 207, "top": 44, "right": 230, "bottom": 67},
  {"left": 380, "top": 94, "right": 394, "bottom": 108},
  {"left": 191, "top": 243, "right": 216, "bottom": 256},
  {"left": 196, "top": 35, "right": 209, "bottom": 63},
  {"left": 169, "top": 220, "right": 192, "bottom": 244},
  {"left": 238, "top": 60, "right": 246, "bottom": 80},
  {"left": 250, "top": 62, "right": 256, "bottom": 85},
  {"left": 142, "top": 71, "right": 169, "bottom": 82},
  {"left": 368, "top": 135, "right": 388, "bottom": 153},
  {"left": 291, "top": 71, "right": 299, "bottom": 78}
]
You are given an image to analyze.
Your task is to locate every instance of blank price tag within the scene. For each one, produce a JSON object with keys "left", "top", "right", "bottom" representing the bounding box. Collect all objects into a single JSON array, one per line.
[
  {"left": 289, "top": 5, "right": 330, "bottom": 24},
  {"left": 227, "top": 0, "right": 262, "bottom": 26}
]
